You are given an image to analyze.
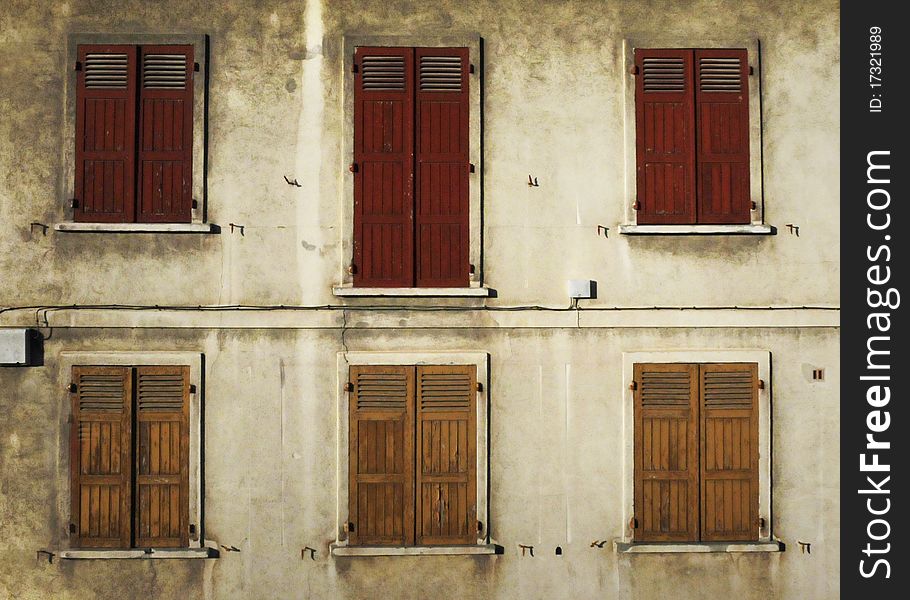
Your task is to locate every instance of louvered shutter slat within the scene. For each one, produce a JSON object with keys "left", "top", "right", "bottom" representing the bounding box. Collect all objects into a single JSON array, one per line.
[
  {"left": 137, "top": 45, "right": 194, "bottom": 223},
  {"left": 353, "top": 47, "right": 415, "bottom": 287},
  {"left": 349, "top": 366, "right": 415, "bottom": 545},
  {"left": 135, "top": 365, "right": 190, "bottom": 548},
  {"left": 415, "top": 48, "right": 470, "bottom": 287},
  {"left": 71, "top": 366, "right": 132, "bottom": 548},
  {"left": 633, "top": 363, "right": 699, "bottom": 542},
  {"left": 74, "top": 45, "right": 137, "bottom": 223},
  {"left": 415, "top": 365, "right": 476, "bottom": 545},
  {"left": 695, "top": 49, "right": 751, "bottom": 224},
  {"left": 634, "top": 49, "right": 697, "bottom": 224},
  {"left": 699, "top": 363, "right": 759, "bottom": 541}
]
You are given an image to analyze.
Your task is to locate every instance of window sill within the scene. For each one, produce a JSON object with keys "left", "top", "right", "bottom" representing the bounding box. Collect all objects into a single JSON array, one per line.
[
  {"left": 54, "top": 223, "right": 219, "bottom": 234},
  {"left": 330, "top": 543, "right": 503, "bottom": 556},
  {"left": 613, "top": 540, "right": 783, "bottom": 554},
  {"left": 57, "top": 546, "right": 218, "bottom": 560},
  {"left": 332, "top": 286, "right": 491, "bottom": 298},
  {"left": 618, "top": 224, "right": 774, "bottom": 235}
]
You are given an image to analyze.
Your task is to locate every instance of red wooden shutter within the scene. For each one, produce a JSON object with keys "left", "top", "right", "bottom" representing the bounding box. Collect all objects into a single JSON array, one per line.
[
  {"left": 633, "top": 363, "right": 699, "bottom": 541},
  {"left": 695, "top": 49, "right": 751, "bottom": 224},
  {"left": 137, "top": 45, "right": 194, "bottom": 223},
  {"left": 699, "top": 363, "right": 759, "bottom": 541},
  {"left": 135, "top": 366, "right": 190, "bottom": 547},
  {"left": 415, "top": 48, "right": 470, "bottom": 287},
  {"left": 349, "top": 366, "right": 415, "bottom": 545},
  {"left": 353, "top": 48, "right": 415, "bottom": 287},
  {"left": 74, "top": 45, "right": 137, "bottom": 223},
  {"left": 634, "top": 49, "right": 696, "bottom": 224},
  {"left": 415, "top": 365, "right": 476, "bottom": 544},
  {"left": 70, "top": 366, "right": 132, "bottom": 548}
]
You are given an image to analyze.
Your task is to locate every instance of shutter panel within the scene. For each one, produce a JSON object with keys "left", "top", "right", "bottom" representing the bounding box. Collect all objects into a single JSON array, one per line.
[
  {"left": 699, "top": 363, "right": 759, "bottom": 541},
  {"left": 695, "top": 49, "right": 751, "bottom": 224},
  {"left": 633, "top": 363, "right": 699, "bottom": 541},
  {"left": 135, "top": 366, "right": 190, "bottom": 547},
  {"left": 70, "top": 366, "right": 132, "bottom": 548},
  {"left": 353, "top": 47, "right": 415, "bottom": 287},
  {"left": 349, "top": 366, "right": 415, "bottom": 545},
  {"left": 634, "top": 49, "right": 696, "bottom": 224},
  {"left": 137, "top": 45, "right": 194, "bottom": 223},
  {"left": 74, "top": 45, "right": 137, "bottom": 223},
  {"left": 415, "top": 48, "right": 470, "bottom": 287},
  {"left": 415, "top": 365, "right": 476, "bottom": 545}
]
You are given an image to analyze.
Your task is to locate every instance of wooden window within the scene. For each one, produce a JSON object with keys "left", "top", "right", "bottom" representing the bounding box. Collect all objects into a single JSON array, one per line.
[
  {"left": 633, "top": 362, "right": 759, "bottom": 542},
  {"left": 75, "top": 44, "right": 193, "bottom": 223},
  {"left": 352, "top": 47, "right": 470, "bottom": 288},
  {"left": 70, "top": 365, "right": 190, "bottom": 548},
  {"left": 634, "top": 49, "right": 751, "bottom": 225},
  {"left": 349, "top": 365, "right": 477, "bottom": 546}
]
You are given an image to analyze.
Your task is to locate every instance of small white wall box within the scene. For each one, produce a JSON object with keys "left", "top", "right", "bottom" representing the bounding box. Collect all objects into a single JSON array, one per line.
[
  {"left": 0, "top": 329, "right": 34, "bottom": 366},
  {"left": 567, "top": 279, "right": 596, "bottom": 299}
]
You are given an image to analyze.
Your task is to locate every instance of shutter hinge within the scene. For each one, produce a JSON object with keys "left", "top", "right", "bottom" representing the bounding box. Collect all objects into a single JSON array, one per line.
[
  {"left": 751, "top": 201, "right": 757, "bottom": 210},
  {"left": 469, "top": 263, "right": 475, "bottom": 274},
  {"left": 344, "top": 382, "right": 354, "bottom": 392},
  {"left": 74, "top": 61, "right": 82, "bottom": 71},
  {"left": 630, "top": 65, "right": 639, "bottom": 75},
  {"left": 758, "top": 517, "right": 766, "bottom": 529},
  {"left": 69, "top": 199, "right": 79, "bottom": 209},
  {"left": 189, "top": 384, "right": 197, "bottom": 394},
  {"left": 194, "top": 62, "right": 200, "bottom": 72},
  {"left": 475, "top": 382, "right": 483, "bottom": 392},
  {"left": 192, "top": 199, "right": 198, "bottom": 209},
  {"left": 629, "top": 516, "right": 639, "bottom": 530},
  {"left": 69, "top": 383, "right": 77, "bottom": 393},
  {"left": 469, "top": 64, "right": 475, "bottom": 74},
  {"left": 346, "top": 264, "right": 357, "bottom": 275},
  {"left": 632, "top": 200, "right": 641, "bottom": 211},
  {"left": 349, "top": 163, "right": 358, "bottom": 173},
  {"left": 758, "top": 379, "right": 765, "bottom": 390},
  {"left": 477, "top": 520, "right": 483, "bottom": 533},
  {"left": 351, "top": 63, "right": 359, "bottom": 73},
  {"left": 69, "top": 523, "right": 77, "bottom": 534},
  {"left": 629, "top": 380, "right": 637, "bottom": 391},
  {"left": 469, "top": 163, "right": 475, "bottom": 173},
  {"left": 344, "top": 522, "right": 355, "bottom": 532},
  {"left": 189, "top": 523, "right": 197, "bottom": 535},
  {"left": 749, "top": 65, "right": 754, "bottom": 76}
]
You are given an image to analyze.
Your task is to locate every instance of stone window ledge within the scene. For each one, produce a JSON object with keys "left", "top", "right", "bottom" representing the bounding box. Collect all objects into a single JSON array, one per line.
[
  {"left": 618, "top": 224, "right": 774, "bottom": 235},
  {"left": 332, "top": 286, "right": 491, "bottom": 298},
  {"left": 57, "top": 547, "right": 218, "bottom": 560},
  {"left": 54, "top": 223, "right": 219, "bottom": 234},
  {"left": 331, "top": 543, "right": 502, "bottom": 557},
  {"left": 613, "top": 540, "right": 783, "bottom": 554}
]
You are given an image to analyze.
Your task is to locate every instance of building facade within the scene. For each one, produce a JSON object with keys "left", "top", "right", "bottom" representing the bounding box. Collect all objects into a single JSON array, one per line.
[{"left": 0, "top": 1, "right": 839, "bottom": 598}]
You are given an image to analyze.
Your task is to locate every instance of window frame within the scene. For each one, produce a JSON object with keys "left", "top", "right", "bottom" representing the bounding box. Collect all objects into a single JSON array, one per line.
[
  {"left": 58, "top": 351, "right": 206, "bottom": 554},
  {"left": 619, "top": 350, "right": 772, "bottom": 546},
  {"left": 620, "top": 38, "right": 769, "bottom": 234},
  {"left": 332, "top": 351, "right": 492, "bottom": 555},
  {"left": 58, "top": 34, "right": 210, "bottom": 231},
  {"left": 335, "top": 35, "right": 484, "bottom": 294}
]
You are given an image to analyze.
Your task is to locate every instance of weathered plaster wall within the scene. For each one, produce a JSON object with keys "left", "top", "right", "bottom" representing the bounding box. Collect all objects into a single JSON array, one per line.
[
  {"left": 1, "top": 327, "right": 838, "bottom": 599},
  {"left": 0, "top": 0, "right": 838, "bottom": 308}
]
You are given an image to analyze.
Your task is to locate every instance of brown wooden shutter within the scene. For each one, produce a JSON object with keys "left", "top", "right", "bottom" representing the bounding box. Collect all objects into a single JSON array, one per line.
[
  {"left": 353, "top": 47, "right": 415, "bottom": 287},
  {"left": 634, "top": 49, "right": 696, "bottom": 224},
  {"left": 74, "top": 45, "right": 137, "bottom": 223},
  {"left": 633, "top": 363, "right": 699, "bottom": 541},
  {"left": 135, "top": 366, "right": 190, "bottom": 547},
  {"left": 415, "top": 48, "right": 470, "bottom": 287},
  {"left": 699, "top": 363, "right": 759, "bottom": 541},
  {"left": 415, "top": 365, "right": 476, "bottom": 544},
  {"left": 695, "top": 49, "right": 751, "bottom": 224},
  {"left": 349, "top": 366, "right": 415, "bottom": 545},
  {"left": 137, "top": 45, "right": 194, "bottom": 223},
  {"left": 70, "top": 366, "right": 132, "bottom": 548}
]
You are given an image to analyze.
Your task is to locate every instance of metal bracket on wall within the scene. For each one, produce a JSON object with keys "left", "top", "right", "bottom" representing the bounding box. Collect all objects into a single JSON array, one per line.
[{"left": 518, "top": 544, "right": 534, "bottom": 556}]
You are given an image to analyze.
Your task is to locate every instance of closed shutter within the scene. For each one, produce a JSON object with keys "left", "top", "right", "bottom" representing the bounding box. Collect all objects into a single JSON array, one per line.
[
  {"left": 137, "top": 45, "right": 194, "bottom": 223},
  {"left": 349, "top": 365, "right": 415, "bottom": 545},
  {"left": 415, "top": 365, "right": 476, "bottom": 544},
  {"left": 699, "top": 363, "right": 759, "bottom": 541},
  {"left": 414, "top": 48, "right": 470, "bottom": 287},
  {"left": 135, "top": 366, "right": 190, "bottom": 547},
  {"left": 633, "top": 363, "right": 699, "bottom": 541},
  {"left": 74, "top": 45, "right": 137, "bottom": 223},
  {"left": 353, "top": 47, "right": 415, "bottom": 287},
  {"left": 634, "top": 49, "right": 696, "bottom": 224},
  {"left": 695, "top": 49, "right": 751, "bottom": 224},
  {"left": 70, "top": 366, "right": 132, "bottom": 548}
]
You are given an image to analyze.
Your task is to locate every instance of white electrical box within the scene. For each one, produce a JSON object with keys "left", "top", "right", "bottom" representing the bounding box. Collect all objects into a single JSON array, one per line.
[
  {"left": 0, "top": 329, "right": 31, "bottom": 365},
  {"left": 567, "top": 279, "right": 595, "bottom": 299}
]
